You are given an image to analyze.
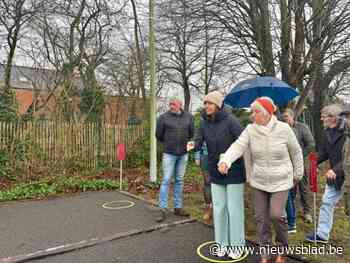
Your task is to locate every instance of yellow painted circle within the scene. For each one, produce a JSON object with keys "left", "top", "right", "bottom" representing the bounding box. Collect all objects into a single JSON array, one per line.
[
  {"left": 102, "top": 200, "right": 135, "bottom": 210},
  {"left": 196, "top": 241, "right": 249, "bottom": 263}
]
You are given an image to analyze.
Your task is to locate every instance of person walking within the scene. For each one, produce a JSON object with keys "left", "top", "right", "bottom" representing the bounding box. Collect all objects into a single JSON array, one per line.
[
  {"left": 305, "top": 104, "right": 346, "bottom": 243},
  {"left": 218, "top": 97, "right": 304, "bottom": 263},
  {"left": 283, "top": 108, "right": 315, "bottom": 231},
  {"left": 188, "top": 90, "right": 246, "bottom": 260}
]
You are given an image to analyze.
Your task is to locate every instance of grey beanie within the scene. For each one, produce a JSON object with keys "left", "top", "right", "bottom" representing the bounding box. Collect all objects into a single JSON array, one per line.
[{"left": 204, "top": 91, "right": 224, "bottom": 108}]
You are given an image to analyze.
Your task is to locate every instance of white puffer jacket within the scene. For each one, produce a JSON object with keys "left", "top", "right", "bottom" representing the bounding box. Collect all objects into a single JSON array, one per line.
[{"left": 220, "top": 116, "right": 303, "bottom": 193}]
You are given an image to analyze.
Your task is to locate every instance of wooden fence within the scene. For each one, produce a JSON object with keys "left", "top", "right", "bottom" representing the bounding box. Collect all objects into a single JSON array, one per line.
[{"left": 0, "top": 121, "right": 145, "bottom": 168}]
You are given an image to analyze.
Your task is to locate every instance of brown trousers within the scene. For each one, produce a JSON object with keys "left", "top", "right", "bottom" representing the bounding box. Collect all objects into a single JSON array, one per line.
[{"left": 253, "top": 188, "right": 289, "bottom": 259}]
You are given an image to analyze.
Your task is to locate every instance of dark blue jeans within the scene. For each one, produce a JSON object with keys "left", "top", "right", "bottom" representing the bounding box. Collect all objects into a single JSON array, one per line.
[{"left": 286, "top": 190, "right": 296, "bottom": 227}]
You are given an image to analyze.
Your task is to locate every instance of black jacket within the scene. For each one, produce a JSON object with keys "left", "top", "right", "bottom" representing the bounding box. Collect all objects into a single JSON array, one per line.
[
  {"left": 318, "top": 120, "right": 346, "bottom": 190},
  {"left": 156, "top": 110, "right": 194, "bottom": 156},
  {"left": 194, "top": 110, "right": 246, "bottom": 185}
]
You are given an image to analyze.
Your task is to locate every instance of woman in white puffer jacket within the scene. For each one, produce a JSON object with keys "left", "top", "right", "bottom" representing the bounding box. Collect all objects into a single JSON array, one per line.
[{"left": 218, "top": 97, "right": 303, "bottom": 263}]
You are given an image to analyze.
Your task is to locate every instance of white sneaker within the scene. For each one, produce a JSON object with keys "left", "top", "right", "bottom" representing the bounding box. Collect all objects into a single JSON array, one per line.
[
  {"left": 228, "top": 250, "right": 243, "bottom": 260},
  {"left": 217, "top": 248, "right": 226, "bottom": 258}
]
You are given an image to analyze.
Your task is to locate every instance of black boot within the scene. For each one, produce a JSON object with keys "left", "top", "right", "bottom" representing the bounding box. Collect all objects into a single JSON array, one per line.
[
  {"left": 156, "top": 209, "right": 166, "bottom": 223},
  {"left": 174, "top": 208, "right": 189, "bottom": 217}
]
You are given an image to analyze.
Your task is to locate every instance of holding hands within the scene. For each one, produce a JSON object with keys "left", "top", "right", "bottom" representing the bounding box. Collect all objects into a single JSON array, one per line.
[
  {"left": 218, "top": 162, "right": 229, "bottom": 174},
  {"left": 187, "top": 141, "right": 195, "bottom": 152}
]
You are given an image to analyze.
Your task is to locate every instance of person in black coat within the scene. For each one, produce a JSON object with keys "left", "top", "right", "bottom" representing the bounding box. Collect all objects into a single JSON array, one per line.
[{"left": 188, "top": 91, "right": 246, "bottom": 259}]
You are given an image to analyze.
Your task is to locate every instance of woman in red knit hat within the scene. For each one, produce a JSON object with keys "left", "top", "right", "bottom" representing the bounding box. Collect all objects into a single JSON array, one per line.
[{"left": 218, "top": 96, "right": 304, "bottom": 263}]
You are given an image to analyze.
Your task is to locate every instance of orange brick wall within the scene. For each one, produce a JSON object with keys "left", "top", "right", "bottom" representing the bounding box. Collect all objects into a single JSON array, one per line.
[{"left": 14, "top": 88, "right": 145, "bottom": 124}]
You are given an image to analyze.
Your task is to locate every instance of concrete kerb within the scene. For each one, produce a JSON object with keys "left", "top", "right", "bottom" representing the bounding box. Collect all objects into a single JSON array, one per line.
[
  {"left": 1, "top": 218, "right": 196, "bottom": 263},
  {"left": 0, "top": 190, "right": 194, "bottom": 263},
  {"left": 120, "top": 190, "right": 309, "bottom": 263},
  {"left": 0, "top": 190, "right": 308, "bottom": 263}
]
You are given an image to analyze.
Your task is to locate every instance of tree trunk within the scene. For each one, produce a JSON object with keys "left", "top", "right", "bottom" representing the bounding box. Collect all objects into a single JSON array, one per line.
[
  {"left": 130, "top": 0, "right": 146, "bottom": 107},
  {"left": 311, "top": 0, "right": 324, "bottom": 149},
  {"left": 289, "top": 0, "right": 305, "bottom": 91},
  {"left": 183, "top": 82, "right": 191, "bottom": 112},
  {"left": 249, "top": 0, "right": 275, "bottom": 75},
  {"left": 279, "top": 0, "right": 291, "bottom": 82},
  {"left": 4, "top": 32, "right": 19, "bottom": 92},
  {"left": 312, "top": 78, "right": 325, "bottom": 150}
]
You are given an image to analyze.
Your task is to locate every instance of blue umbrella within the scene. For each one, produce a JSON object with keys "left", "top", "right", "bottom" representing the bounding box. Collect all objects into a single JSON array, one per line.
[{"left": 224, "top": 76, "right": 299, "bottom": 108}]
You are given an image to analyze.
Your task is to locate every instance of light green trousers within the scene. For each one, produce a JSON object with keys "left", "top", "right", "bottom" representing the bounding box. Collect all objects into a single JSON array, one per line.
[{"left": 211, "top": 183, "right": 245, "bottom": 248}]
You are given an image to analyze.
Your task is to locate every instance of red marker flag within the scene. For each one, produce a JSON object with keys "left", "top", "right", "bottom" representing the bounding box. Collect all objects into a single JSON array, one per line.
[
  {"left": 117, "top": 144, "right": 126, "bottom": 161},
  {"left": 308, "top": 152, "right": 318, "bottom": 193}
]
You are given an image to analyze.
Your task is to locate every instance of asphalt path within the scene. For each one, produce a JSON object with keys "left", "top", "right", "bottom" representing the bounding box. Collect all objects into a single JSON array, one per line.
[{"left": 0, "top": 191, "right": 304, "bottom": 263}]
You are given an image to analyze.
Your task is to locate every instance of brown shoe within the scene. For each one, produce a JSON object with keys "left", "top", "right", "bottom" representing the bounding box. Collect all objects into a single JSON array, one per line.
[
  {"left": 202, "top": 206, "right": 212, "bottom": 222},
  {"left": 174, "top": 208, "right": 189, "bottom": 217},
  {"left": 275, "top": 255, "right": 286, "bottom": 263}
]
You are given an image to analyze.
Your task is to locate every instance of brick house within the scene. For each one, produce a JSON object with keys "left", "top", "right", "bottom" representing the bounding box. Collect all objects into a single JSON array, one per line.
[{"left": 0, "top": 64, "right": 144, "bottom": 124}]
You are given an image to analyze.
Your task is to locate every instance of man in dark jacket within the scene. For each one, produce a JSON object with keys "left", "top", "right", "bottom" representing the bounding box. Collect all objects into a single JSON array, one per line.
[
  {"left": 155, "top": 97, "right": 194, "bottom": 222},
  {"left": 283, "top": 108, "right": 315, "bottom": 225},
  {"left": 306, "top": 104, "right": 346, "bottom": 243}
]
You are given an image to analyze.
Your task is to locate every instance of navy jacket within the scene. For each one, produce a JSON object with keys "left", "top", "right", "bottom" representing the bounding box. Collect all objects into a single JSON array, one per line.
[{"left": 194, "top": 110, "right": 246, "bottom": 185}]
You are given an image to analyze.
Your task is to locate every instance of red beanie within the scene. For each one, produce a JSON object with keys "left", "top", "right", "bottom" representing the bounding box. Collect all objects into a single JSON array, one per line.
[{"left": 256, "top": 98, "right": 275, "bottom": 115}]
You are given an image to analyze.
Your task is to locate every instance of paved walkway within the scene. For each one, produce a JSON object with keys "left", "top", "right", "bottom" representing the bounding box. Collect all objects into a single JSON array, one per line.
[{"left": 0, "top": 191, "right": 303, "bottom": 263}]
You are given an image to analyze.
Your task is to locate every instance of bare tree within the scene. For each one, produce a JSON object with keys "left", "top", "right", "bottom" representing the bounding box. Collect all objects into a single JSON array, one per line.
[
  {"left": 205, "top": 0, "right": 350, "bottom": 145},
  {"left": 29, "top": 0, "right": 125, "bottom": 121},
  {"left": 0, "top": 0, "right": 43, "bottom": 92},
  {"left": 130, "top": 0, "right": 146, "bottom": 103},
  {"left": 156, "top": 0, "right": 205, "bottom": 111}
]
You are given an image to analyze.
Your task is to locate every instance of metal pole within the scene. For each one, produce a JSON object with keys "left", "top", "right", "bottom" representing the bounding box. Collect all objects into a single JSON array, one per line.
[
  {"left": 120, "top": 160, "right": 123, "bottom": 191},
  {"left": 149, "top": 0, "right": 157, "bottom": 182}
]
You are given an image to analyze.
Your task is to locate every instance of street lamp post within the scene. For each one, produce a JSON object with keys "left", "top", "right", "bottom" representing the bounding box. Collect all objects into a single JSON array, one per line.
[{"left": 149, "top": 0, "right": 157, "bottom": 182}]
